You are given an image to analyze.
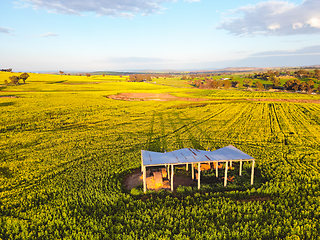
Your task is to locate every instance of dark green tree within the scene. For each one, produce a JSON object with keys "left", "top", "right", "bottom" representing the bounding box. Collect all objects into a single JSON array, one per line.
[
  {"left": 9, "top": 76, "right": 20, "bottom": 85},
  {"left": 217, "top": 80, "right": 224, "bottom": 89},
  {"left": 232, "top": 81, "right": 240, "bottom": 88},
  {"left": 314, "top": 69, "right": 320, "bottom": 80},
  {"left": 212, "top": 81, "right": 218, "bottom": 89},
  {"left": 223, "top": 80, "right": 231, "bottom": 89},
  {"left": 271, "top": 77, "right": 281, "bottom": 87},
  {"left": 293, "top": 84, "right": 300, "bottom": 91},
  {"left": 19, "top": 73, "right": 29, "bottom": 84},
  {"left": 307, "top": 80, "right": 314, "bottom": 88},
  {"left": 255, "top": 81, "right": 264, "bottom": 91},
  {"left": 299, "top": 82, "right": 307, "bottom": 91},
  {"left": 243, "top": 78, "right": 252, "bottom": 88}
]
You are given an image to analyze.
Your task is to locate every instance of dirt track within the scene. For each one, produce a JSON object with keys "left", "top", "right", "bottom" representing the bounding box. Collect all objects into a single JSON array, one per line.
[
  {"left": 212, "top": 98, "right": 320, "bottom": 104},
  {"left": 107, "top": 92, "right": 320, "bottom": 104},
  {"left": 107, "top": 92, "right": 208, "bottom": 101},
  {"left": 0, "top": 96, "right": 19, "bottom": 98}
]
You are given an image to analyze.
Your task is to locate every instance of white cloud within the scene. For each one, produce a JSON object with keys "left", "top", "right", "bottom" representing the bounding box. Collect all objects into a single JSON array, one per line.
[
  {"left": 103, "top": 56, "right": 167, "bottom": 63},
  {"left": 268, "top": 23, "right": 280, "bottom": 30},
  {"left": 184, "top": 0, "right": 200, "bottom": 2},
  {"left": 293, "top": 22, "right": 303, "bottom": 29},
  {"left": 251, "top": 45, "right": 320, "bottom": 57},
  {"left": 217, "top": 0, "right": 320, "bottom": 36},
  {"left": 13, "top": 1, "right": 31, "bottom": 8},
  {"left": 0, "top": 27, "right": 14, "bottom": 34},
  {"left": 307, "top": 18, "right": 320, "bottom": 28},
  {"left": 39, "top": 32, "right": 59, "bottom": 37},
  {"left": 20, "top": 0, "right": 176, "bottom": 17}
]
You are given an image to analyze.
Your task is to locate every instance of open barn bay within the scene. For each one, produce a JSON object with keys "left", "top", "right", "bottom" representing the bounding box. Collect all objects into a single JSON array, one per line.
[{"left": 1, "top": 73, "right": 320, "bottom": 239}]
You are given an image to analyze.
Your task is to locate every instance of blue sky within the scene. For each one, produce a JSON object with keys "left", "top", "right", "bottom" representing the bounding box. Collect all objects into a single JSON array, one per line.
[{"left": 1, "top": 0, "right": 320, "bottom": 72}]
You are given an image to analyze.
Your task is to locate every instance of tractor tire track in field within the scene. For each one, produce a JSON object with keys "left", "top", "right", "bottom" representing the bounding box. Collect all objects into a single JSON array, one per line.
[
  {"left": 282, "top": 149, "right": 320, "bottom": 177},
  {"left": 165, "top": 107, "right": 227, "bottom": 149},
  {"left": 144, "top": 105, "right": 232, "bottom": 151},
  {"left": 172, "top": 112, "right": 202, "bottom": 149},
  {"left": 159, "top": 113, "right": 168, "bottom": 151},
  {"left": 267, "top": 103, "right": 286, "bottom": 144},
  {"left": 146, "top": 113, "right": 157, "bottom": 151},
  {"left": 145, "top": 112, "right": 165, "bottom": 152},
  {"left": 0, "top": 154, "right": 96, "bottom": 201},
  {"left": 166, "top": 113, "right": 184, "bottom": 149},
  {"left": 177, "top": 105, "right": 231, "bottom": 146},
  {"left": 179, "top": 111, "right": 213, "bottom": 148},
  {"left": 282, "top": 104, "right": 320, "bottom": 148},
  {"left": 172, "top": 105, "right": 229, "bottom": 135},
  {"left": 214, "top": 103, "right": 251, "bottom": 142},
  {"left": 177, "top": 109, "right": 229, "bottom": 149},
  {"left": 295, "top": 105, "right": 320, "bottom": 147},
  {"left": 1, "top": 137, "right": 146, "bottom": 204}
]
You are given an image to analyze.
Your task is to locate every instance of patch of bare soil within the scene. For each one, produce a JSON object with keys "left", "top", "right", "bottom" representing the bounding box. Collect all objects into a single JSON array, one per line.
[
  {"left": 173, "top": 176, "right": 197, "bottom": 189},
  {"left": 107, "top": 93, "right": 320, "bottom": 104},
  {"left": 0, "top": 95, "right": 19, "bottom": 98},
  {"left": 123, "top": 168, "right": 197, "bottom": 191},
  {"left": 107, "top": 92, "right": 209, "bottom": 101},
  {"left": 244, "top": 98, "right": 320, "bottom": 104},
  {"left": 199, "top": 98, "right": 320, "bottom": 104},
  {"left": 62, "top": 82, "right": 101, "bottom": 85},
  {"left": 123, "top": 168, "right": 143, "bottom": 190}
]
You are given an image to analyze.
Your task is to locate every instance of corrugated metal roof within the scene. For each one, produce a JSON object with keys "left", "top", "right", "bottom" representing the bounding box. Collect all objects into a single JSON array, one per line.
[
  {"left": 141, "top": 145, "right": 254, "bottom": 167},
  {"left": 196, "top": 145, "right": 254, "bottom": 161}
]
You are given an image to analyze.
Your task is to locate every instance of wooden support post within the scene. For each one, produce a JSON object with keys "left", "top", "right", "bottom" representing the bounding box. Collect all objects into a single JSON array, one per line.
[
  {"left": 192, "top": 163, "right": 194, "bottom": 180},
  {"left": 168, "top": 165, "right": 170, "bottom": 180},
  {"left": 216, "top": 162, "right": 218, "bottom": 177},
  {"left": 251, "top": 160, "right": 255, "bottom": 185},
  {"left": 143, "top": 166, "right": 147, "bottom": 193},
  {"left": 230, "top": 161, "right": 232, "bottom": 168},
  {"left": 239, "top": 160, "right": 243, "bottom": 176},
  {"left": 141, "top": 153, "right": 143, "bottom": 172},
  {"left": 186, "top": 163, "right": 188, "bottom": 171},
  {"left": 224, "top": 161, "right": 228, "bottom": 187},
  {"left": 198, "top": 163, "right": 201, "bottom": 189},
  {"left": 171, "top": 165, "right": 174, "bottom": 191}
]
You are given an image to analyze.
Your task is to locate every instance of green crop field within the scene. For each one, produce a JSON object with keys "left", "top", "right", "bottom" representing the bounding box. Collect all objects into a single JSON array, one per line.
[{"left": 1, "top": 72, "right": 320, "bottom": 239}]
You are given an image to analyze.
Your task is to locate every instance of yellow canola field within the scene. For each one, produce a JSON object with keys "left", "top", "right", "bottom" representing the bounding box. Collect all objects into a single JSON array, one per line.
[{"left": 1, "top": 72, "right": 320, "bottom": 239}]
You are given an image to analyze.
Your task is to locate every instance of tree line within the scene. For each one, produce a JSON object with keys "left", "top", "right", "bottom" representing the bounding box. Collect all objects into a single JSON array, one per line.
[
  {"left": 128, "top": 74, "right": 152, "bottom": 82},
  {"left": 0, "top": 68, "right": 12, "bottom": 72},
  {"left": 193, "top": 69, "right": 320, "bottom": 93},
  {"left": 4, "top": 73, "right": 29, "bottom": 85}
]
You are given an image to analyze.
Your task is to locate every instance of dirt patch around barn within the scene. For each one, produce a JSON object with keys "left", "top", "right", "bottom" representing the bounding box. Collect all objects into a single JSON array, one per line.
[
  {"left": 107, "top": 92, "right": 209, "bottom": 101},
  {"left": 123, "top": 168, "right": 197, "bottom": 191},
  {"left": 123, "top": 168, "right": 143, "bottom": 190}
]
